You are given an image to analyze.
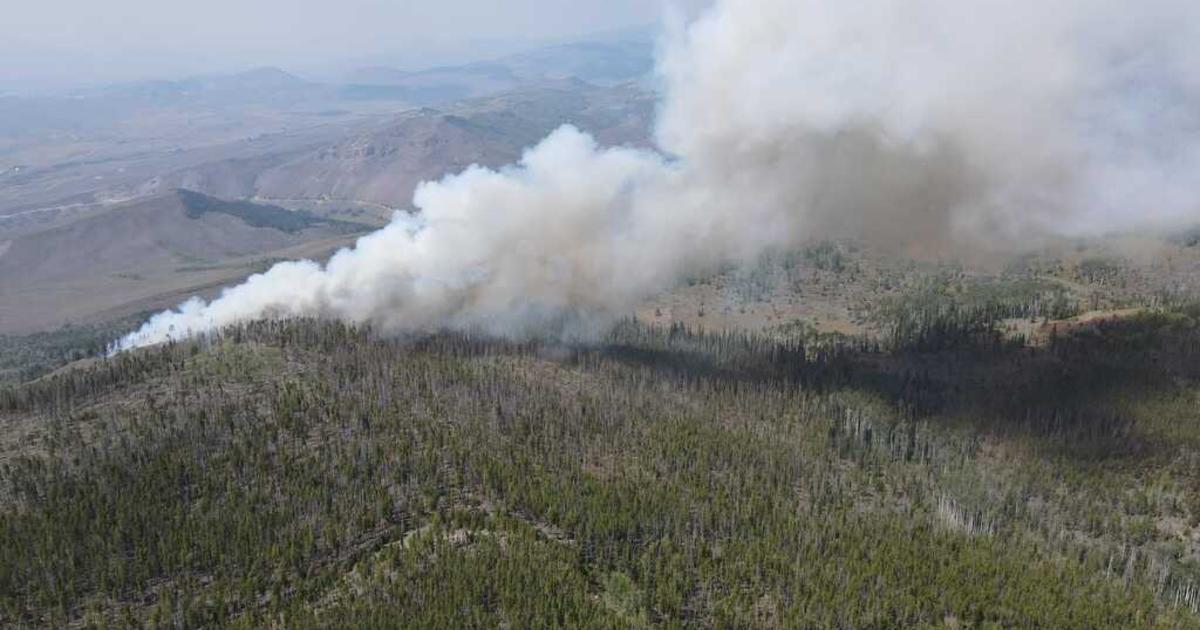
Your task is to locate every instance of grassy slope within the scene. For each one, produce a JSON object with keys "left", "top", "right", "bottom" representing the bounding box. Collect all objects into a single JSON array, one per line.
[{"left": 2, "top": 311, "right": 1200, "bottom": 627}]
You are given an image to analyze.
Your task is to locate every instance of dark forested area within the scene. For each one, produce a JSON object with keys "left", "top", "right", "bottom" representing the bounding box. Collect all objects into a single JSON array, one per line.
[
  {"left": 3, "top": 295, "right": 1200, "bottom": 626},
  {"left": 0, "top": 316, "right": 145, "bottom": 386}
]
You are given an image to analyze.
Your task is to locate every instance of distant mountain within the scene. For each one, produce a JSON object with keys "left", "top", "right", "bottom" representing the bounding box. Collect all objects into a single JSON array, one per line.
[
  {"left": 84, "top": 67, "right": 331, "bottom": 106},
  {"left": 0, "top": 78, "right": 655, "bottom": 234},
  {"left": 0, "top": 93, "right": 129, "bottom": 136},
  {"left": 148, "top": 82, "right": 656, "bottom": 211},
  {"left": 0, "top": 30, "right": 657, "bottom": 143},
  {"left": 340, "top": 36, "right": 655, "bottom": 106},
  {"left": 0, "top": 68, "right": 341, "bottom": 138},
  {"left": 502, "top": 40, "right": 655, "bottom": 84},
  {"left": 342, "top": 62, "right": 520, "bottom": 104},
  {"left": 0, "top": 60, "right": 657, "bottom": 336}
]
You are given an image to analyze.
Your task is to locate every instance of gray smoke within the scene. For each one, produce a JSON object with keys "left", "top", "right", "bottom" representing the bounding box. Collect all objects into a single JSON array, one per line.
[{"left": 115, "top": 0, "right": 1200, "bottom": 350}]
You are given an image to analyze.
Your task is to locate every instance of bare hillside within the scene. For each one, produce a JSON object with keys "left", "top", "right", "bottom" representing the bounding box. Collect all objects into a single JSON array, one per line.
[
  {"left": 0, "top": 81, "right": 655, "bottom": 335},
  {"left": 0, "top": 191, "right": 367, "bottom": 334},
  {"left": 153, "top": 82, "right": 656, "bottom": 213}
]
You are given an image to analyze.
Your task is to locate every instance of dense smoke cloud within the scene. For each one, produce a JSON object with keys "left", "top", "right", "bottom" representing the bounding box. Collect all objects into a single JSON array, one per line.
[{"left": 115, "top": 0, "right": 1200, "bottom": 350}]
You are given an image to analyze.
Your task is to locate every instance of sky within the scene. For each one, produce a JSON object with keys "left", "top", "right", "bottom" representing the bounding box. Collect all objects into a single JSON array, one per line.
[{"left": 0, "top": 0, "right": 666, "bottom": 88}]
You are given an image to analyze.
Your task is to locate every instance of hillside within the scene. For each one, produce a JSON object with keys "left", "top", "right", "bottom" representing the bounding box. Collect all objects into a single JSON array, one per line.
[
  {"left": 3, "top": 240, "right": 1200, "bottom": 626},
  {"left": 0, "top": 191, "right": 370, "bottom": 334},
  {"left": 340, "top": 32, "right": 655, "bottom": 103},
  {"left": 0, "top": 38, "right": 655, "bottom": 221},
  {"left": 342, "top": 63, "right": 522, "bottom": 105},
  {"left": 79, "top": 68, "right": 329, "bottom": 108},
  {"left": 3, "top": 308, "right": 1200, "bottom": 626},
  {"left": 0, "top": 81, "right": 655, "bottom": 335},
  {"left": 156, "top": 82, "right": 656, "bottom": 214},
  {"left": 1, "top": 81, "right": 657, "bottom": 229}
]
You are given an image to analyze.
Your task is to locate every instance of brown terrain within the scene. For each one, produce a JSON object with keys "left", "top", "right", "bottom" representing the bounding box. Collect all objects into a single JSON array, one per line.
[
  {"left": 0, "top": 78, "right": 656, "bottom": 336},
  {"left": 146, "top": 82, "right": 656, "bottom": 216},
  {"left": 0, "top": 192, "right": 365, "bottom": 334}
]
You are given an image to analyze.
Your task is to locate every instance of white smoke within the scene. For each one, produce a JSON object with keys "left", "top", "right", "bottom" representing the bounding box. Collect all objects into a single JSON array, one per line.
[{"left": 115, "top": 0, "right": 1200, "bottom": 351}]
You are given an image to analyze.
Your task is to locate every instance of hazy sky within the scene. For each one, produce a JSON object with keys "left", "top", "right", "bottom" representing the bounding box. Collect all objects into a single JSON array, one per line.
[{"left": 0, "top": 0, "right": 665, "bottom": 87}]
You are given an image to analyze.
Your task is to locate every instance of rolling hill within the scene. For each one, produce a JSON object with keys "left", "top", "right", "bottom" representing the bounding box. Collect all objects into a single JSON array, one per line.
[
  {"left": 251, "top": 82, "right": 656, "bottom": 210},
  {"left": 0, "top": 33, "right": 656, "bottom": 220},
  {"left": 0, "top": 191, "right": 370, "bottom": 334},
  {"left": 131, "top": 82, "right": 656, "bottom": 215},
  {"left": 339, "top": 30, "right": 655, "bottom": 104},
  {"left": 0, "top": 80, "right": 655, "bottom": 340}
]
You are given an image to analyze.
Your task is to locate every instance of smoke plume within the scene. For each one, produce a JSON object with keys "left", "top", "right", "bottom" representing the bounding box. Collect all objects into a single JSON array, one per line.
[{"left": 115, "top": 0, "right": 1200, "bottom": 350}]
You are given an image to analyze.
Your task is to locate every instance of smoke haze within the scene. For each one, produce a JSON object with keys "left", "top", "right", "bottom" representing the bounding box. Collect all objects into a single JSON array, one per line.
[
  {"left": 0, "top": 0, "right": 658, "bottom": 87},
  {"left": 115, "top": 0, "right": 1200, "bottom": 350}
]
